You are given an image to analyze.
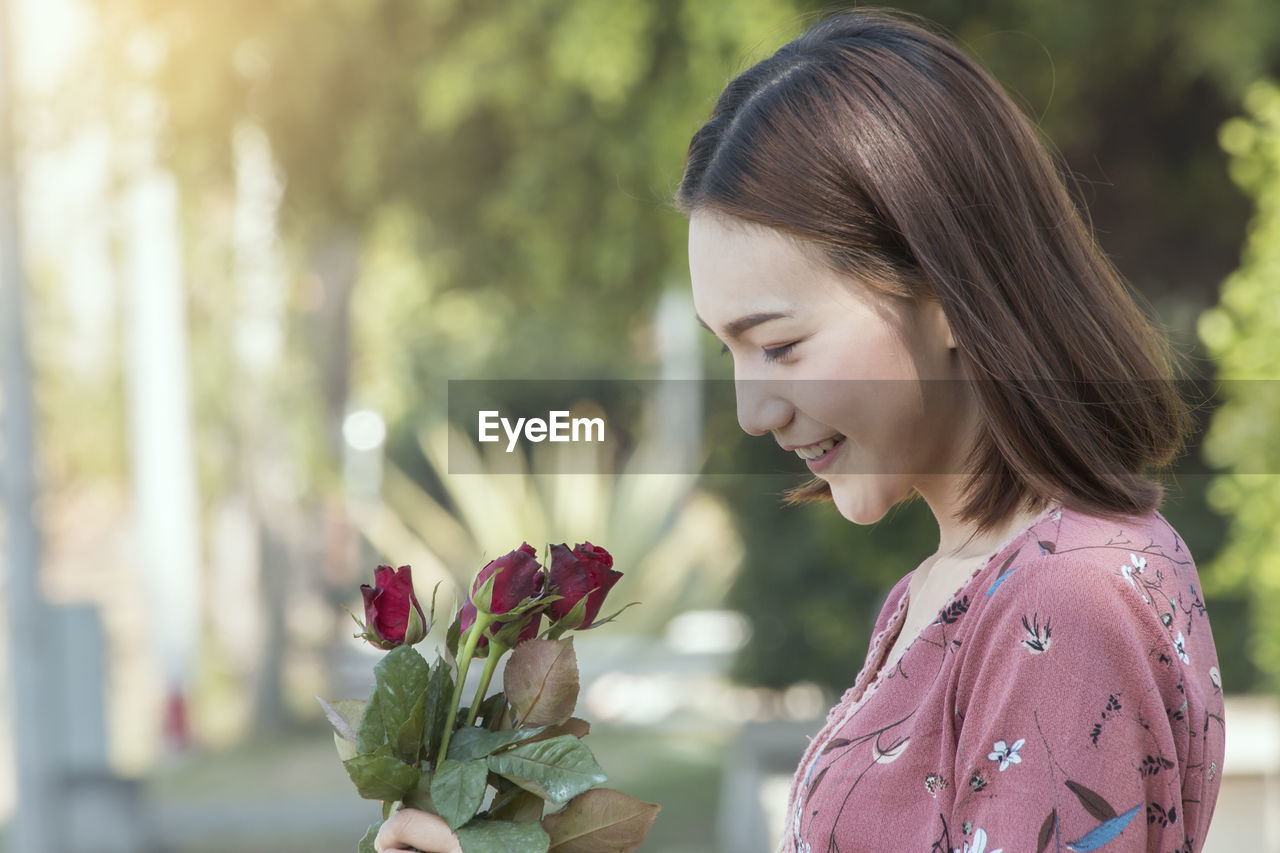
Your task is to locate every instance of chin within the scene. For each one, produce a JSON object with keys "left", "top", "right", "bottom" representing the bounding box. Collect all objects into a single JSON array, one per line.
[{"left": 826, "top": 475, "right": 905, "bottom": 526}]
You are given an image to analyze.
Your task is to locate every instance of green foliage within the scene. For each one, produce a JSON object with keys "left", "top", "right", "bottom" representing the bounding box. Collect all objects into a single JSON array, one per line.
[
  {"left": 374, "top": 645, "right": 434, "bottom": 761},
  {"left": 1199, "top": 78, "right": 1280, "bottom": 688},
  {"left": 83, "top": 0, "right": 808, "bottom": 383},
  {"left": 358, "top": 819, "right": 384, "bottom": 853},
  {"left": 356, "top": 689, "right": 388, "bottom": 755},
  {"left": 431, "top": 758, "right": 490, "bottom": 830},
  {"left": 343, "top": 743, "right": 422, "bottom": 800},
  {"left": 454, "top": 820, "right": 551, "bottom": 853},
  {"left": 487, "top": 736, "right": 608, "bottom": 805},
  {"left": 447, "top": 726, "right": 549, "bottom": 763}
]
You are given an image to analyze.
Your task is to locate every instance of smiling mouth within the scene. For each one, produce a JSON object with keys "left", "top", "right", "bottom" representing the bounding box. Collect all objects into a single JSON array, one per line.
[{"left": 793, "top": 434, "right": 845, "bottom": 460}]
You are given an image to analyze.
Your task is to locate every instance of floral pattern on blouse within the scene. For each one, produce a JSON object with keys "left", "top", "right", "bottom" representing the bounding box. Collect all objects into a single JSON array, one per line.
[{"left": 777, "top": 505, "right": 1225, "bottom": 853}]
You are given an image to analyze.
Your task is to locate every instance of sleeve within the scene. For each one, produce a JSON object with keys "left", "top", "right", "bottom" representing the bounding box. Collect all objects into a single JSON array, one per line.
[{"left": 945, "top": 553, "right": 1196, "bottom": 853}]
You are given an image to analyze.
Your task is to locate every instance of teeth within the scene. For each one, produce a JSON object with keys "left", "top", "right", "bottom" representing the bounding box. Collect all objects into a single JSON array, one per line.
[{"left": 795, "top": 435, "right": 843, "bottom": 460}]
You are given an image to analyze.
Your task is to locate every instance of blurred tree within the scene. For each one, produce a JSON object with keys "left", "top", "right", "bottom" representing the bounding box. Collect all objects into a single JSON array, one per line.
[
  {"left": 1198, "top": 78, "right": 1280, "bottom": 690},
  {"left": 76, "top": 0, "right": 809, "bottom": 727},
  {"left": 81, "top": 0, "right": 812, "bottom": 383}
]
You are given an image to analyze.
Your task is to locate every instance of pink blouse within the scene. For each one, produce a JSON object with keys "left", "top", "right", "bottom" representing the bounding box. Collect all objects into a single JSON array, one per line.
[{"left": 779, "top": 504, "right": 1225, "bottom": 853}]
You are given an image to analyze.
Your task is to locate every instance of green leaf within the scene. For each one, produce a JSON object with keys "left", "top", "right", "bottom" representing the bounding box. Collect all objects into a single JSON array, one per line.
[
  {"left": 471, "top": 569, "right": 499, "bottom": 614},
  {"left": 489, "top": 789, "right": 545, "bottom": 823},
  {"left": 404, "top": 771, "right": 436, "bottom": 813},
  {"left": 478, "top": 690, "right": 507, "bottom": 730},
  {"left": 448, "top": 725, "right": 548, "bottom": 762},
  {"left": 375, "top": 645, "right": 433, "bottom": 752},
  {"left": 446, "top": 612, "right": 462, "bottom": 660},
  {"left": 542, "top": 788, "right": 660, "bottom": 853},
  {"left": 317, "top": 696, "right": 366, "bottom": 742},
  {"left": 343, "top": 745, "right": 421, "bottom": 801},
  {"left": 423, "top": 655, "right": 455, "bottom": 762},
  {"left": 455, "top": 819, "right": 550, "bottom": 853},
  {"left": 551, "top": 597, "right": 589, "bottom": 634},
  {"left": 403, "top": 788, "right": 434, "bottom": 812},
  {"left": 504, "top": 639, "right": 580, "bottom": 728},
  {"left": 395, "top": 691, "right": 428, "bottom": 762},
  {"left": 494, "top": 591, "right": 561, "bottom": 623},
  {"left": 357, "top": 689, "right": 388, "bottom": 755},
  {"left": 488, "top": 735, "right": 606, "bottom": 805},
  {"left": 404, "top": 597, "right": 428, "bottom": 645},
  {"left": 430, "top": 758, "right": 489, "bottom": 831},
  {"left": 426, "top": 580, "right": 443, "bottom": 628},
  {"left": 357, "top": 819, "right": 384, "bottom": 853}
]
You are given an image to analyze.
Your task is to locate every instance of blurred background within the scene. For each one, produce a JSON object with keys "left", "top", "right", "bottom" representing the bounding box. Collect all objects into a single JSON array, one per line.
[{"left": 2, "top": 0, "right": 1280, "bottom": 850}]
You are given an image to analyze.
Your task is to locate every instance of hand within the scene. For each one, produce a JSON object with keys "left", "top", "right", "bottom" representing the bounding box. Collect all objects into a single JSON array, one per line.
[{"left": 375, "top": 808, "right": 463, "bottom": 853}]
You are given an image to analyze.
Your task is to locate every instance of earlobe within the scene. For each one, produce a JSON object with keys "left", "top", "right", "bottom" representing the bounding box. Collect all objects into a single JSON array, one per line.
[{"left": 924, "top": 300, "right": 956, "bottom": 350}]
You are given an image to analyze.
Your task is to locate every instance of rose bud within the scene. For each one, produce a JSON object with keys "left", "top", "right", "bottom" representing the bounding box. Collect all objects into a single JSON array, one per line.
[
  {"left": 358, "top": 565, "right": 427, "bottom": 649},
  {"left": 458, "top": 543, "right": 546, "bottom": 648},
  {"left": 547, "top": 542, "right": 622, "bottom": 631}
]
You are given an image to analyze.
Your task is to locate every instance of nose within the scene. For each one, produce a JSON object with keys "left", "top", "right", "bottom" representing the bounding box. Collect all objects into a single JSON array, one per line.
[{"left": 735, "top": 375, "right": 794, "bottom": 437}]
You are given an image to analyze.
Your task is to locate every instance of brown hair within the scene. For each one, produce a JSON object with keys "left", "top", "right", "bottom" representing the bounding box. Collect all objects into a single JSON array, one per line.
[{"left": 675, "top": 8, "right": 1189, "bottom": 530}]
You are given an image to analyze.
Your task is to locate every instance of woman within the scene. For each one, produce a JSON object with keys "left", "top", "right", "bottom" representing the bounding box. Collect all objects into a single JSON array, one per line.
[{"left": 377, "top": 9, "right": 1224, "bottom": 853}]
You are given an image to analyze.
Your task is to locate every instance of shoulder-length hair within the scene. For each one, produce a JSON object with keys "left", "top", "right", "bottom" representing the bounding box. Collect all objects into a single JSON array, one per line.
[{"left": 675, "top": 8, "right": 1189, "bottom": 530}]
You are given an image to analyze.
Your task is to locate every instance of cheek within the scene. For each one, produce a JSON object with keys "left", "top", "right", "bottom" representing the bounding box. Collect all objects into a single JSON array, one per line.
[
  {"left": 809, "top": 320, "right": 921, "bottom": 384},
  {"left": 809, "top": 377, "right": 928, "bottom": 450}
]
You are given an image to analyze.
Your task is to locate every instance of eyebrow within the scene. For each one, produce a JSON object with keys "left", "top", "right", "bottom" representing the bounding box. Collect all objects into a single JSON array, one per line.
[{"left": 695, "top": 311, "right": 792, "bottom": 340}]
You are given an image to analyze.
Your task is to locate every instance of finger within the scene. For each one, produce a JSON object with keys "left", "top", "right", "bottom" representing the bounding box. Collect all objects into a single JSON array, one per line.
[{"left": 375, "top": 808, "right": 462, "bottom": 853}]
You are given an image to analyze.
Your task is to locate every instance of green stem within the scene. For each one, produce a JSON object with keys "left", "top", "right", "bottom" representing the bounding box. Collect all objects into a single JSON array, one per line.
[
  {"left": 436, "top": 612, "right": 493, "bottom": 767},
  {"left": 466, "top": 641, "right": 508, "bottom": 727}
]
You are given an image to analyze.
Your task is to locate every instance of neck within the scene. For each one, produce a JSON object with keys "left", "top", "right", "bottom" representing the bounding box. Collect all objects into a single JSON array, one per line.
[{"left": 917, "top": 476, "right": 1041, "bottom": 561}]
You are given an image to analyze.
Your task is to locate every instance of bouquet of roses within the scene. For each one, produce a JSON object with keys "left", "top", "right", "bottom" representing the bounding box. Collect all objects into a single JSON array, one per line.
[{"left": 319, "top": 542, "right": 660, "bottom": 853}]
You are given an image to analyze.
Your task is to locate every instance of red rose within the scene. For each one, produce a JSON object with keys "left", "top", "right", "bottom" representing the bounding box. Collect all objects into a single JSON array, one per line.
[
  {"left": 547, "top": 542, "right": 622, "bottom": 630},
  {"left": 359, "top": 565, "right": 427, "bottom": 649},
  {"left": 458, "top": 543, "right": 546, "bottom": 648}
]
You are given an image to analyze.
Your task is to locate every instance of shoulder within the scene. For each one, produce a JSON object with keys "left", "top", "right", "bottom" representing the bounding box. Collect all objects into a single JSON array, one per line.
[
  {"left": 958, "top": 505, "right": 1213, "bottom": 679},
  {"left": 974, "top": 506, "right": 1195, "bottom": 609}
]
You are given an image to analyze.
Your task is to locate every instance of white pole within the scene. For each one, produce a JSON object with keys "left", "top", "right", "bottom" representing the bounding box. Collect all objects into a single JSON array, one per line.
[
  {"left": 122, "top": 167, "right": 202, "bottom": 743},
  {"left": 0, "top": 0, "right": 59, "bottom": 845}
]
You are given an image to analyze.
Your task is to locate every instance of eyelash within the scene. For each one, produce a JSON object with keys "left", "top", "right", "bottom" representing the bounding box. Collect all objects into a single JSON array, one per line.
[
  {"left": 763, "top": 342, "right": 798, "bottom": 362},
  {"left": 719, "top": 342, "right": 799, "bottom": 362}
]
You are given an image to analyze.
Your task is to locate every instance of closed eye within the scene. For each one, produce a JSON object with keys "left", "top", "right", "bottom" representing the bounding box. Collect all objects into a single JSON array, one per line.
[
  {"left": 719, "top": 340, "right": 803, "bottom": 361},
  {"left": 762, "top": 342, "right": 799, "bottom": 363}
]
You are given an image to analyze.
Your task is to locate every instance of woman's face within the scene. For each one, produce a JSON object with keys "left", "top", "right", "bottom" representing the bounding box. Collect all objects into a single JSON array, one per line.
[{"left": 688, "top": 212, "right": 974, "bottom": 524}]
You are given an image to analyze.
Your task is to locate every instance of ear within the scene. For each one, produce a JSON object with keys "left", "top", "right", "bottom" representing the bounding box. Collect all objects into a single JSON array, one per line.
[{"left": 921, "top": 299, "right": 957, "bottom": 350}]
